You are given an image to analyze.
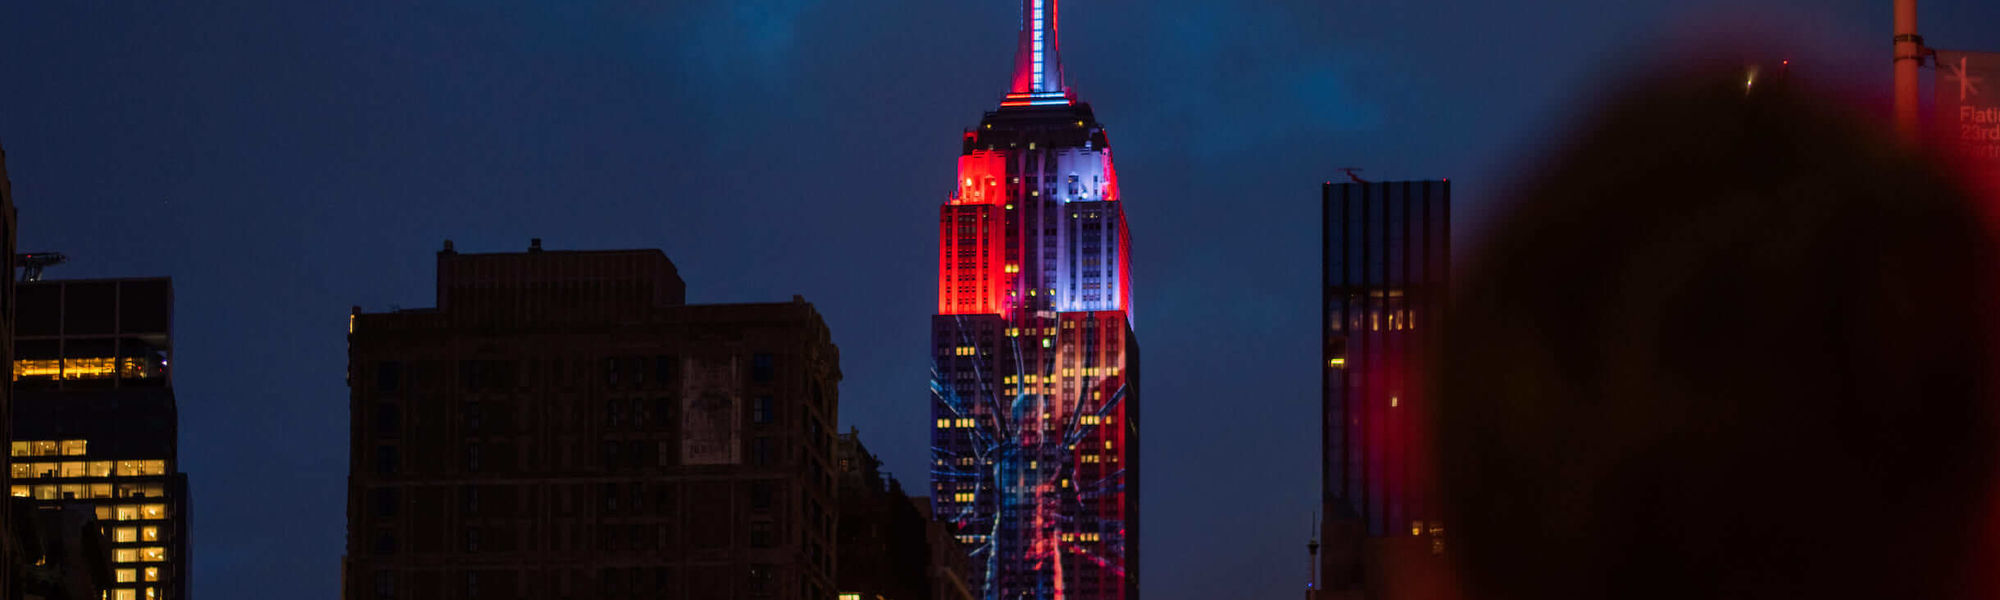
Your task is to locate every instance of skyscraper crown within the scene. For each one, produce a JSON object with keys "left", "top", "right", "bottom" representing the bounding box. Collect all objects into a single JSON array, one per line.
[{"left": 1002, "top": 0, "right": 1074, "bottom": 108}]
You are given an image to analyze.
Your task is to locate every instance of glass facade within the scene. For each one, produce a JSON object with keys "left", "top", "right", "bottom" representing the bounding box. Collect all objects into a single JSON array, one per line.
[
  {"left": 1322, "top": 180, "right": 1449, "bottom": 538},
  {"left": 11, "top": 278, "right": 187, "bottom": 600}
]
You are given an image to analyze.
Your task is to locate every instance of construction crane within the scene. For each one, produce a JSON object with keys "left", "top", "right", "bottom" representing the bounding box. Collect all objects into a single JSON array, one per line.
[{"left": 18, "top": 252, "right": 65, "bottom": 282}]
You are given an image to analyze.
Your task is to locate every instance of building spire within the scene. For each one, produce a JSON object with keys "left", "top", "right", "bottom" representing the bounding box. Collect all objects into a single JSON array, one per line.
[{"left": 1002, "top": 0, "right": 1073, "bottom": 107}]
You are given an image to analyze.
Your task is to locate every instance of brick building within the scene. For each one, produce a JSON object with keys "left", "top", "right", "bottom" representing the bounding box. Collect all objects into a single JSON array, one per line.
[{"left": 344, "top": 242, "right": 842, "bottom": 599}]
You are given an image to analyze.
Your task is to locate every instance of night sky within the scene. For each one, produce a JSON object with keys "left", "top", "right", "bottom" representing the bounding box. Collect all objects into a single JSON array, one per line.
[{"left": 2, "top": 1, "right": 1996, "bottom": 598}]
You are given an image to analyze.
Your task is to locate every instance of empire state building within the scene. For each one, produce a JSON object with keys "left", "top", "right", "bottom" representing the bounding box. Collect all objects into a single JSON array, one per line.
[{"left": 929, "top": 1, "right": 1139, "bottom": 598}]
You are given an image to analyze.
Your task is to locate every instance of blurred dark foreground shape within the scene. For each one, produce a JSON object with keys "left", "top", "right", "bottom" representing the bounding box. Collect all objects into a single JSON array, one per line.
[{"left": 1436, "top": 67, "right": 2000, "bottom": 600}]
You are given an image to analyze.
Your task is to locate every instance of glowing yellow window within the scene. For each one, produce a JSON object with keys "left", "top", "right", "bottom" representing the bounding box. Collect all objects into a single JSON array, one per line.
[
  {"left": 32, "top": 441, "right": 56, "bottom": 456},
  {"left": 59, "top": 440, "right": 86, "bottom": 456},
  {"left": 141, "top": 527, "right": 159, "bottom": 542},
  {"left": 143, "top": 567, "right": 158, "bottom": 582},
  {"left": 95, "top": 506, "right": 113, "bottom": 520},
  {"left": 114, "top": 527, "right": 138, "bottom": 543},
  {"left": 140, "top": 504, "right": 166, "bottom": 519},
  {"left": 146, "top": 587, "right": 157, "bottom": 600},
  {"left": 142, "top": 460, "right": 165, "bottom": 476},
  {"left": 116, "top": 505, "right": 139, "bottom": 521},
  {"left": 33, "top": 485, "right": 56, "bottom": 500},
  {"left": 88, "top": 461, "right": 113, "bottom": 477},
  {"left": 60, "top": 462, "right": 85, "bottom": 478},
  {"left": 139, "top": 547, "right": 165, "bottom": 562},
  {"left": 114, "top": 569, "right": 137, "bottom": 583},
  {"left": 113, "top": 589, "right": 136, "bottom": 600},
  {"left": 114, "top": 549, "right": 138, "bottom": 563},
  {"left": 8, "top": 442, "right": 25, "bottom": 457},
  {"left": 7, "top": 486, "right": 24, "bottom": 498}
]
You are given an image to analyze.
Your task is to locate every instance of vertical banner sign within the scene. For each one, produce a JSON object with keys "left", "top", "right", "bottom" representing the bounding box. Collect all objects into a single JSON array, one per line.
[
  {"left": 681, "top": 355, "right": 741, "bottom": 465},
  {"left": 1937, "top": 50, "right": 2000, "bottom": 168}
]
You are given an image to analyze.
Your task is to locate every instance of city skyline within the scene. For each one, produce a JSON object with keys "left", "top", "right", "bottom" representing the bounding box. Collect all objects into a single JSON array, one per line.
[{"left": 3, "top": 1, "right": 1999, "bottom": 598}]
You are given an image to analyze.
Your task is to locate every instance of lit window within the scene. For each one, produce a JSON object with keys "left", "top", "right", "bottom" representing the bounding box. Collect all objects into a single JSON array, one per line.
[
  {"left": 114, "top": 549, "right": 138, "bottom": 563},
  {"left": 60, "top": 462, "right": 84, "bottom": 478},
  {"left": 143, "top": 567, "right": 158, "bottom": 582},
  {"left": 114, "top": 527, "right": 138, "bottom": 543},
  {"left": 116, "top": 505, "right": 139, "bottom": 521},
  {"left": 142, "top": 460, "right": 166, "bottom": 476},
  {"left": 141, "top": 527, "right": 159, "bottom": 542},
  {"left": 88, "top": 461, "right": 113, "bottom": 477},
  {"left": 32, "top": 441, "right": 55, "bottom": 456},
  {"left": 114, "top": 589, "right": 136, "bottom": 600},
  {"left": 140, "top": 504, "right": 166, "bottom": 519},
  {"left": 59, "top": 440, "right": 86, "bottom": 456},
  {"left": 33, "top": 485, "right": 56, "bottom": 500},
  {"left": 8, "top": 442, "right": 25, "bottom": 457},
  {"left": 139, "top": 547, "right": 165, "bottom": 562},
  {"left": 9, "top": 464, "right": 30, "bottom": 479},
  {"left": 115, "top": 569, "right": 137, "bottom": 583},
  {"left": 8, "top": 486, "right": 26, "bottom": 498}
]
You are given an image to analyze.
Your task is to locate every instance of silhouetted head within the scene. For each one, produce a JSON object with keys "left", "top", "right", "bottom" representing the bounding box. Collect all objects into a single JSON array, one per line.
[{"left": 1437, "top": 66, "right": 2000, "bottom": 599}]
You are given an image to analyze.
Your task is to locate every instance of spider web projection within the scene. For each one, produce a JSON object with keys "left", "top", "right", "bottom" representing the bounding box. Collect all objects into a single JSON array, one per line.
[{"left": 932, "top": 312, "right": 1132, "bottom": 600}]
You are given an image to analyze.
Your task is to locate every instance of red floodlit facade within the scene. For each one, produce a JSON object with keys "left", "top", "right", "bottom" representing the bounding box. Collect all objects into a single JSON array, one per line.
[{"left": 930, "top": 1, "right": 1139, "bottom": 598}]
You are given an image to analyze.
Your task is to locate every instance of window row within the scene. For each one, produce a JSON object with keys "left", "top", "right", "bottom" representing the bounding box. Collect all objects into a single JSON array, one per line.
[
  {"left": 112, "top": 566, "right": 162, "bottom": 583},
  {"left": 111, "top": 546, "right": 167, "bottom": 563},
  {"left": 13, "top": 357, "right": 163, "bottom": 382},
  {"left": 12, "top": 459, "right": 168, "bottom": 479},
  {"left": 10, "top": 440, "right": 87, "bottom": 457},
  {"left": 106, "top": 587, "right": 160, "bottom": 600},
  {"left": 11, "top": 482, "right": 167, "bottom": 501},
  {"left": 95, "top": 504, "right": 169, "bottom": 522}
]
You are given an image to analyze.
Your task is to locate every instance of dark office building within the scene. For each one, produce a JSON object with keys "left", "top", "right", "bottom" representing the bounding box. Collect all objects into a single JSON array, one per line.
[
  {"left": 834, "top": 431, "right": 972, "bottom": 600},
  {"left": 0, "top": 144, "right": 18, "bottom": 600},
  {"left": 345, "top": 242, "right": 843, "bottom": 600},
  {"left": 906, "top": 499, "right": 974, "bottom": 600},
  {"left": 1320, "top": 181, "right": 1451, "bottom": 599},
  {"left": 9, "top": 278, "right": 189, "bottom": 600}
]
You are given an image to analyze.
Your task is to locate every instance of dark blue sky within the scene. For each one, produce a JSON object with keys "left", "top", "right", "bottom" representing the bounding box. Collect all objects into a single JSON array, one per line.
[{"left": 2, "top": 1, "right": 1995, "bottom": 598}]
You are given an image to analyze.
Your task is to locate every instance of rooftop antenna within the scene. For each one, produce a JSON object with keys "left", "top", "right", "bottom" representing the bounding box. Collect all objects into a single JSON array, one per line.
[
  {"left": 1339, "top": 168, "right": 1368, "bottom": 184},
  {"left": 17, "top": 252, "right": 65, "bottom": 282}
]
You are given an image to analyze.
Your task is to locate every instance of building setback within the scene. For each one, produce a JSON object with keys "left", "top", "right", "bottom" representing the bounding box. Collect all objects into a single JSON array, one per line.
[
  {"left": 9, "top": 277, "right": 188, "bottom": 600},
  {"left": 1319, "top": 181, "right": 1451, "bottom": 598},
  {"left": 929, "top": 1, "right": 1141, "bottom": 597},
  {"left": 345, "top": 242, "right": 842, "bottom": 600}
]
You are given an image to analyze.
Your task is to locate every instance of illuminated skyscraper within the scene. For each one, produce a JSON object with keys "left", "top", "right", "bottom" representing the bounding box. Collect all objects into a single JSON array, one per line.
[
  {"left": 930, "top": 1, "right": 1139, "bottom": 598},
  {"left": 1320, "top": 180, "right": 1450, "bottom": 597}
]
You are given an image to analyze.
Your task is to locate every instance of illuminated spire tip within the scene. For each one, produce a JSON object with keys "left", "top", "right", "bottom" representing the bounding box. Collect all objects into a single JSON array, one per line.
[{"left": 1002, "top": 0, "right": 1073, "bottom": 107}]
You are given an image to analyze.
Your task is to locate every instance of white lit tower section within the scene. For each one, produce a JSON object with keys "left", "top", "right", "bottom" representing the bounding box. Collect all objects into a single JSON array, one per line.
[{"left": 930, "top": 1, "right": 1139, "bottom": 598}]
